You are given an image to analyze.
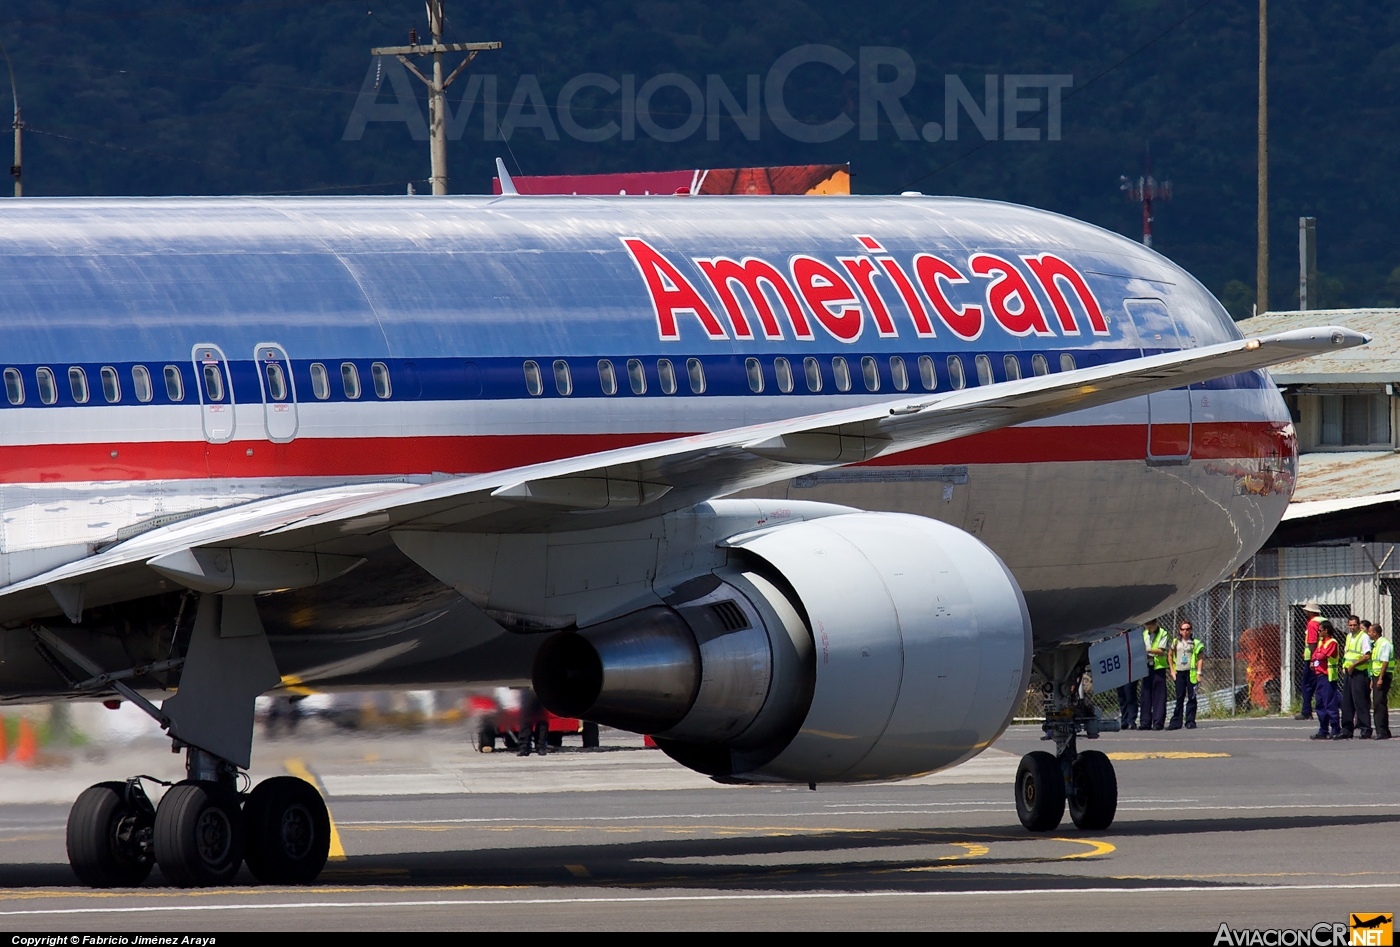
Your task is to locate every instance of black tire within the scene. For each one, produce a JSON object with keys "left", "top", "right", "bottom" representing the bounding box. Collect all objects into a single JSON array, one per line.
[
  {"left": 1015, "top": 751, "right": 1065, "bottom": 832},
  {"left": 478, "top": 725, "right": 496, "bottom": 752},
  {"left": 153, "top": 782, "right": 245, "bottom": 887},
  {"left": 581, "top": 721, "right": 600, "bottom": 749},
  {"left": 546, "top": 731, "right": 564, "bottom": 748},
  {"left": 243, "top": 776, "right": 331, "bottom": 885},
  {"left": 67, "top": 781, "right": 155, "bottom": 888},
  {"left": 1069, "top": 749, "right": 1118, "bottom": 831}
]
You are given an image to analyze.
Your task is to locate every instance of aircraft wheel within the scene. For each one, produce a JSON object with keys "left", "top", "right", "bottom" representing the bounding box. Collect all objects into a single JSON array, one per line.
[
  {"left": 153, "top": 782, "right": 245, "bottom": 887},
  {"left": 1015, "top": 751, "right": 1065, "bottom": 832},
  {"left": 67, "top": 781, "right": 155, "bottom": 888},
  {"left": 581, "top": 722, "right": 600, "bottom": 749},
  {"left": 243, "top": 776, "right": 331, "bottom": 884},
  {"left": 1069, "top": 749, "right": 1118, "bottom": 830}
]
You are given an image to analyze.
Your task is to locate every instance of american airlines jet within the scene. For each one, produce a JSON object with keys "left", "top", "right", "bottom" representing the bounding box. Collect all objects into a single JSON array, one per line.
[{"left": 0, "top": 169, "right": 1363, "bottom": 888}]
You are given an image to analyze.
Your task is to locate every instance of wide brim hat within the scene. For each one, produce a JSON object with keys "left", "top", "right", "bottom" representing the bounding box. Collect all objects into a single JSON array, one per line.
[{"left": 1303, "top": 601, "right": 1322, "bottom": 613}]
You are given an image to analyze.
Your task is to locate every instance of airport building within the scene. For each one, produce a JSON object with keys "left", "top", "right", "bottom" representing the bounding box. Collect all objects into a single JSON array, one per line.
[{"left": 1157, "top": 309, "right": 1400, "bottom": 716}]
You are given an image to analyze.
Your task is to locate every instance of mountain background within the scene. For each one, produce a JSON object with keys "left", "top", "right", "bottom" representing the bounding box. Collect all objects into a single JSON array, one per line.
[{"left": 3, "top": 0, "right": 1398, "bottom": 317}]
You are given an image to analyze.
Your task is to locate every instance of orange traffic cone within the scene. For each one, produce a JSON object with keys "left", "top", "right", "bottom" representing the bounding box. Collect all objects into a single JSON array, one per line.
[
  {"left": 0, "top": 716, "right": 8, "bottom": 761},
  {"left": 14, "top": 717, "right": 37, "bottom": 765}
]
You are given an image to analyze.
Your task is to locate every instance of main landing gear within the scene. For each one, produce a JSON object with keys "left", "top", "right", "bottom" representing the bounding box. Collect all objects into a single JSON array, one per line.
[
  {"left": 48, "top": 592, "right": 331, "bottom": 887},
  {"left": 67, "top": 747, "right": 332, "bottom": 887},
  {"left": 1015, "top": 646, "right": 1119, "bottom": 833}
]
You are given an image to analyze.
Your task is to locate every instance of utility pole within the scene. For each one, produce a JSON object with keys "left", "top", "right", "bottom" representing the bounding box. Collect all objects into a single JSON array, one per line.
[
  {"left": 1298, "top": 217, "right": 1317, "bottom": 310},
  {"left": 1257, "top": 0, "right": 1269, "bottom": 315},
  {"left": 370, "top": 2, "right": 499, "bottom": 195},
  {"left": 1119, "top": 145, "right": 1171, "bottom": 248},
  {"left": 0, "top": 39, "right": 21, "bottom": 197}
]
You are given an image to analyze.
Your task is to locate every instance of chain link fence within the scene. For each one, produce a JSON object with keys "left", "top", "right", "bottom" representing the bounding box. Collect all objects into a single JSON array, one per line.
[{"left": 1018, "top": 543, "right": 1400, "bottom": 720}]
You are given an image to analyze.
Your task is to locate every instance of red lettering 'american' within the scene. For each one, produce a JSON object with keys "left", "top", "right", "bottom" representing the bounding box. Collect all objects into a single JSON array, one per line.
[
  {"left": 790, "top": 256, "right": 864, "bottom": 342},
  {"left": 968, "top": 254, "right": 1053, "bottom": 337},
  {"left": 623, "top": 238, "right": 728, "bottom": 341},
  {"left": 695, "top": 257, "right": 813, "bottom": 341},
  {"left": 1023, "top": 254, "right": 1109, "bottom": 335},
  {"left": 913, "top": 254, "right": 983, "bottom": 341}
]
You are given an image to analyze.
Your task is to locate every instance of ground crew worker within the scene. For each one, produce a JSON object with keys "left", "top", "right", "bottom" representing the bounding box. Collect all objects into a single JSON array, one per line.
[
  {"left": 1168, "top": 621, "right": 1206, "bottom": 729},
  {"left": 1310, "top": 621, "right": 1341, "bottom": 739},
  {"left": 1295, "top": 602, "right": 1324, "bottom": 720},
  {"left": 1370, "top": 623, "right": 1392, "bottom": 741},
  {"left": 1338, "top": 614, "right": 1373, "bottom": 739},
  {"left": 1140, "top": 618, "right": 1171, "bottom": 731}
]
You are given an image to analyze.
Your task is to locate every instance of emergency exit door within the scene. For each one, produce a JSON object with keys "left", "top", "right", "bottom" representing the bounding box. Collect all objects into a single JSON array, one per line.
[
  {"left": 192, "top": 344, "right": 235, "bottom": 444},
  {"left": 1124, "top": 298, "right": 1193, "bottom": 464},
  {"left": 255, "top": 343, "right": 299, "bottom": 442}
]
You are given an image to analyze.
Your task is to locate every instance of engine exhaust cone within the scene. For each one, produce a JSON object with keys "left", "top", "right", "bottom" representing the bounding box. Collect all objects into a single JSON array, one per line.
[{"left": 532, "top": 607, "right": 701, "bottom": 734}]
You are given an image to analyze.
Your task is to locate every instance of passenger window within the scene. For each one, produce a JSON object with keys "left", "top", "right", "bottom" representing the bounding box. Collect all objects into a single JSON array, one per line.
[
  {"left": 626, "top": 358, "right": 646, "bottom": 394},
  {"left": 371, "top": 362, "right": 392, "bottom": 399},
  {"left": 1003, "top": 355, "right": 1022, "bottom": 381},
  {"left": 1060, "top": 353, "right": 1077, "bottom": 372},
  {"left": 340, "top": 362, "right": 361, "bottom": 399},
  {"left": 745, "top": 357, "right": 764, "bottom": 393},
  {"left": 918, "top": 355, "right": 937, "bottom": 391},
  {"left": 890, "top": 356, "right": 908, "bottom": 392},
  {"left": 309, "top": 362, "right": 330, "bottom": 399},
  {"left": 36, "top": 368, "right": 56, "bottom": 405},
  {"left": 100, "top": 366, "right": 121, "bottom": 403},
  {"left": 163, "top": 365, "right": 184, "bottom": 402},
  {"left": 1031, "top": 354, "right": 1049, "bottom": 376},
  {"left": 803, "top": 357, "right": 822, "bottom": 392},
  {"left": 523, "top": 360, "right": 543, "bottom": 396},
  {"left": 4, "top": 368, "right": 23, "bottom": 405},
  {"left": 657, "top": 359, "right": 677, "bottom": 395},
  {"left": 686, "top": 358, "right": 706, "bottom": 394},
  {"left": 974, "top": 354, "right": 994, "bottom": 386},
  {"left": 947, "top": 356, "right": 966, "bottom": 390},
  {"left": 69, "top": 367, "right": 90, "bottom": 404},
  {"left": 598, "top": 359, "right": 617, "bottom": 395},
  {"left": 831, "top": 356, "right": 851, "bottom": 392},
  {"left": 775, "top": 357, "right": 794, "bottom": 393},
  {"left": 553, "top": 359, "right": 572, "bottom": 396},
  {"left": 861, "top": 356, "right": 880, "bottom": 392},
  {"left": 131, "top": 366, "right": 152, "bottom": 403},
  {"left": 265, "top": 362, "right": 289, "bottom": 401},
  {"left": 201, "top": 364, "right": 224, "bottom": 402}
]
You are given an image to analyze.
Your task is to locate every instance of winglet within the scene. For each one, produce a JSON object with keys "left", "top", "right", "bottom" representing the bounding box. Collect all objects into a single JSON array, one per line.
[{"left": 495, "top": 157, "right": 519, "bottom": 196}]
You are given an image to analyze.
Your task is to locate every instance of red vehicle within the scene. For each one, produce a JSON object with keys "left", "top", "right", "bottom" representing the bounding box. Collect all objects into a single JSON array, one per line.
[{"left": 467, "top": 694, "right": 599, "bottom": 751}]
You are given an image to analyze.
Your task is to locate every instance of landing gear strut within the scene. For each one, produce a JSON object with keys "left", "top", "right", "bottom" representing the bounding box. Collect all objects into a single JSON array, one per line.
[{"left": 1015, "top": 646, "right": 1119, "bottom": 832}]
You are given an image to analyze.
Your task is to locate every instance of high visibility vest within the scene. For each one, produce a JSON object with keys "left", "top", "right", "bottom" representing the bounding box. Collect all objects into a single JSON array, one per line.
[
  {"left": 1343, "top": 631, "right": 1370, "bottom": 672},
  {"left": 1372, "top": 637, "right": 1394, "bottom": 678},
  {"left": 1146, "top": 628, "right": 1170, "bottom": 670},
  {"left": 1327, "top": 642, "right": 1341, "bottom": 682},
  {"left": 1187, "top": 639, "right": 1206, "bottom": 685}
]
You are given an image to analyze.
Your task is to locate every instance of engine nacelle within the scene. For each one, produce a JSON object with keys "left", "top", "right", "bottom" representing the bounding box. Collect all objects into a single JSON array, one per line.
[{"left": 533, "top": 512, "right": 1032, "bottom": 783}]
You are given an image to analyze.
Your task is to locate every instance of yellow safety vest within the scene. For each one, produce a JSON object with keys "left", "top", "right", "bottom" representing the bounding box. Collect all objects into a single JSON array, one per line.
[
  {"left": 1372, "top": 637, "right": 1394, "bottom": 678},
  {"left": 1343, "top": 631, "right": 1370, "bottom": 672},
  {"left": 1146, "top": 628, "right": 1170, "bottom": 670},
  {"left": 1187, "top": 639, "right": 1206, "bottom": 685}
]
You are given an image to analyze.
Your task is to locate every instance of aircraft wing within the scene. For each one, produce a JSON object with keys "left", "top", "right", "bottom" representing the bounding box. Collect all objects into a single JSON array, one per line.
[{"left": 0, "top": 325, "right": 1366, "bottom": 624}]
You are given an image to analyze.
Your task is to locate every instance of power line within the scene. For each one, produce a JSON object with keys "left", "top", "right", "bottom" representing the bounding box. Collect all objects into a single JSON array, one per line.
[{"left": 902, "top": 0, "right": 1220, "bottom": 191}]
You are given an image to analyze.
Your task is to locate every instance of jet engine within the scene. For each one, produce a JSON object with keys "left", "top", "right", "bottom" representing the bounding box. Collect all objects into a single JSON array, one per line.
[{"left": 533, "top": 512, "right": 1032, "bottom": 783}]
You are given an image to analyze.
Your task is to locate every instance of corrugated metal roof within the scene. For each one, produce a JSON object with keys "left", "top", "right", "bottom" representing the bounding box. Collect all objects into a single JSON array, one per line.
[
  {"left": 1291, "top": 449, "right": 1400, "bottom": 503},
  {"left": 1237, "top": 308, "right": 1400, "bottom": 382}
]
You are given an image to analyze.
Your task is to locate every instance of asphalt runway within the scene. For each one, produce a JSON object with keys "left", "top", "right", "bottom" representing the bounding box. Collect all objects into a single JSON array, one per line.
[{"left": 0, "top": 718, "right": 1395, "bottom": 931}]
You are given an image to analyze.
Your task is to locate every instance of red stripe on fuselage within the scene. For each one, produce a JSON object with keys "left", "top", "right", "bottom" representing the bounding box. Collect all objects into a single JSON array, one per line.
[{"left": 0, "top": 422, "right": 1293, "bottom": 483}]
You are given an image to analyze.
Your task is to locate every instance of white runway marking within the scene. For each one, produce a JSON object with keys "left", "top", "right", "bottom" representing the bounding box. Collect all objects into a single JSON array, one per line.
[{"left": 4, "top": 883, "right": 1400, "bottom": 917}]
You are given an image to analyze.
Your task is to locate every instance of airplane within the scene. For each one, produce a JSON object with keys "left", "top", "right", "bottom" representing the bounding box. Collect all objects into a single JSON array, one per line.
[{"left": 0, "top": 164, "right": 1364, "bottom": 888}]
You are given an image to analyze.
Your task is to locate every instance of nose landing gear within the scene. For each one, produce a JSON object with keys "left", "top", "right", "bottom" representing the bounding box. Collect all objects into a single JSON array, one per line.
[{"left": 1015, "top": 646, "right": 1119, "bottom": 833}]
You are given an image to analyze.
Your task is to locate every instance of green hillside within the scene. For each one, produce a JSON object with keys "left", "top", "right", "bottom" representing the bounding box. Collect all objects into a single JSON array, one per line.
[{"left": 3, "top": 0, "right": 1398, "bottom": 315}]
